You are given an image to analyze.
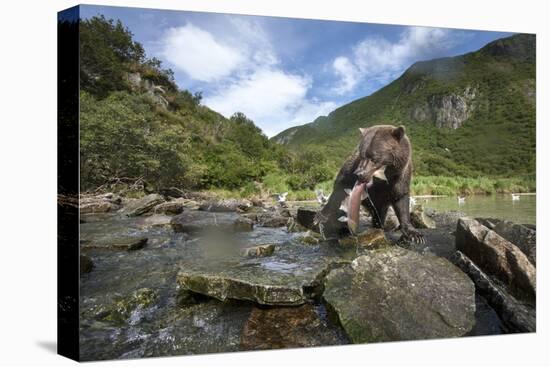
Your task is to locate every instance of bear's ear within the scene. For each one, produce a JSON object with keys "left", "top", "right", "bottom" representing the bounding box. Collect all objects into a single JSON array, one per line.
[
  {"left": 392, "top": 125, "right": 406, "bottom": 141},
  {"left": 359, "top": 127, "right": 368, "bottom": 136}
]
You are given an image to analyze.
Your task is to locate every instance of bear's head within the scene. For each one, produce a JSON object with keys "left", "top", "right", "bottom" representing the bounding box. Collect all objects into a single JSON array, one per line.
[{"left": 354, "top": 124, "right": 411, "bottom": 186}]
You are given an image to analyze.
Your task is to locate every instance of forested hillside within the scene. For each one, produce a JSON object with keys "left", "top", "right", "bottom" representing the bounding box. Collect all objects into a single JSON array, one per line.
[{"left": 79, "top": 16, "right": 333, "bottom": 198}]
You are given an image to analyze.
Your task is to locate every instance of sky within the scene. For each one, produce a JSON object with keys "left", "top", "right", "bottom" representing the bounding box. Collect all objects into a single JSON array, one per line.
[{"left": 80, "top": 5, "right": 512, "bottom": 137}]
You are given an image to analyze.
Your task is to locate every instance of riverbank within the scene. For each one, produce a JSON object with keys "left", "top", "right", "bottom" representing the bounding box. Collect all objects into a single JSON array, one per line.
[{"left": 73, "top": 192, "right": 536, "bottom": 360}]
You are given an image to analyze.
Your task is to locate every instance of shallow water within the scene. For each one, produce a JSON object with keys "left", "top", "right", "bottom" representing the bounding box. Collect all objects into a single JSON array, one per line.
[
  {"left": 79, "top": 214, "right": 348, "bottom": 360},
  {"left": 419, "top": 194, "right": 536, "bottom": 225}
]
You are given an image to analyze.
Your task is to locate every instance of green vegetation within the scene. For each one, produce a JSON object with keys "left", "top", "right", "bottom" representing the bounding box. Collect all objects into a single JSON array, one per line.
[
  {"left": 79, "top": 16, "right": 333, "bottom": 196},
  {"left": 273, "top": 34, "right": 536, "bottom": 195},
  {"left": 79, "top": 16, "right": 535, "bottom": 199}
]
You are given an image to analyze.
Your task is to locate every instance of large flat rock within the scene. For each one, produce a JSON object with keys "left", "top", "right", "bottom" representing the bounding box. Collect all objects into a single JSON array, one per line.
[
  {"left": 323, "top": 247, "right": 476, "bottom": 343},
  {"left": 177, "top": 234, "right": 359, "bottom": 306}
]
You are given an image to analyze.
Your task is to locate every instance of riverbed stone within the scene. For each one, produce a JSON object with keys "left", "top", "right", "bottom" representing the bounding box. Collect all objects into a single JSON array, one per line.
[
  {"left": 493, "top": 220, "right": 536, "bottom": 266},
  {"left": 80, "top": 254, "right": 94, "bottom": 274},
  {"left": 456, "top": 218, "right": 536, "bottom": 302},
  {"left": 199, "top": 199, "right": 252, "bottom": 212},
  {"left": 240, "top": 244, "right": 275, "bottom": 258},
  {"left": 323, "top": 247, "right": 476, "bottom": 343},
  {"left": 153, "top": 201, "right": 184, "bottom": 215},
  {"left": 82, "top": 236, "right": 148, "bottom": 251},
  {"left": 411, "top": 205, "right": 436, "bottom": 229},
  {"left": 241, "top": 304, "right": 347, "bottom": 350},
  {"left": 122, "top": 194, "right": 165, "bottom": 217}
]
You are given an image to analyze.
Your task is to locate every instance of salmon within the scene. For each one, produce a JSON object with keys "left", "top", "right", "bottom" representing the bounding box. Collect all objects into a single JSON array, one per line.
[{"left": 346, "top": 181, "right": 367, "bottom": 234}]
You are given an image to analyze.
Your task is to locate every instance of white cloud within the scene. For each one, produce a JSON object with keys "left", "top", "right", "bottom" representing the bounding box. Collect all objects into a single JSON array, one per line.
[
  {"left": 332, "top": 26, "right": 455, "bottom": 94},
  {"left": 204, "top": 68, "right": 335, "bottom": 137},
  {"left": 160, "top": 24, "right": 245, "bottom": 82},
  {"left": 156, "top": 19, "right": 336, "bottom": 137}
]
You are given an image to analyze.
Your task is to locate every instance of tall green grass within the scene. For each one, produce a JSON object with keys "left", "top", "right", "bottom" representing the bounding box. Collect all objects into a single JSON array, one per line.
[{"left": 411, "top": 175, "right": 535, "bottom": 196}]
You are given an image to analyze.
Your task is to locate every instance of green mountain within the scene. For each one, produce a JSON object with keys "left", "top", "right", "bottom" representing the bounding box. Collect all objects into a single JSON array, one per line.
[{"left": 273, "top": 34, "right": 536, "bottom": 181}]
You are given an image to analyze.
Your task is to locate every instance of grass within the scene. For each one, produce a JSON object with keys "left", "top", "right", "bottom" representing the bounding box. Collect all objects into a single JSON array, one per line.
[{"left": 411, "top": 175, "right": 536, "bottom": 196}]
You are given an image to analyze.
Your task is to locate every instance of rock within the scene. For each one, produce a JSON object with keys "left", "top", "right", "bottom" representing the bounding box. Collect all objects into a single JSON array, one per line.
[
  {"left": 296, "top": 208, "right": 319, "bottom": 232},
  {"left": 79, "top": 192, "right": 122, "bottom": 214},
  {"left": 199, "top": 199, "right": 252, "bottom": 212},
  {"left": 171, "top": 211, "right": 253, "bottom": 234},
  {"left": 137, "top": 214, "right": 172, "bottom": 229},
  {"left": 286, "top": 217, "right": 310, "bottom": 233},
  {"left": 233, "top": 217, "right": 255, "bottom": 232},
  {"left": 240, "top": 244, "right": 275, "bottom": 257},
  {"left": 451, "top": 251, "right": 535, "bottom": 333},
  {"left": 323, "top": 247, "right": 476, "bottom": 343},
  {"left": 384, "top": 206, "right": 400, "bottom": 231},
  {"left": 493, "top": 220, "right": 536, "bottom": 266},
  {"left": 121, "top": 194, "right": 164, "bottom": 216},
  {"left": 258, "top": 214, "right": 289, "bottom": 228},
  {"left": 241, "top": 305, "right": 347, "bottom": 350},
  {"left": 153, "top": 201, "right": 184, "bottom": 215},
  {"left": 475, "top": 217, "right": 502, "bottom": 230},
  {"left": 80, "top": 201, "right": 120, "bottom": 214},
  {"left": 177, "top": 240, "right": 358, "bottom": 306},
  {"left": 296, "top": 231, "right": 322, "bottom": 245},
  {"left": 81, "top": 236, "right": 148, "bottom": 251},
  {"left": 411, "top": 86, "right": 478, "bottom": 129},
  {"left": 410, "top": 205, "right": 436, "bottom": 229},
  {"left": 80, "top": 254, "right": 94, "bottom": 274},
  {"left": 456, "top": 218, "right": 536, "bottom": 302},
  {"left": 338, "top": 229, "right": 391, "bottom": 249},
  {"left": 86, "top": 288, "right": 158, "bottom": 325},
  {"left": 432, "top": 210, "right": 467, "bottom": 228},
  {"left": 467, "top": 294, "right": 504, "bottom": 336}
]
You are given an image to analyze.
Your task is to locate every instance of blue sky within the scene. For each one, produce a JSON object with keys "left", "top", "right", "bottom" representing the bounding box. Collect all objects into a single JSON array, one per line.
[{"left": 80, "top": 5, "right": 512, "bottom": 137}]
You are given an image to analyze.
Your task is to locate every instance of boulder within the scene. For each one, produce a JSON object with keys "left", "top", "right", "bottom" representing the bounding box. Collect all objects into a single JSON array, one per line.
[
  {"left": 456, "top": 218, "right": 536, "bottom": 302},
  {"left": 153, "top": 201, "right": 184, "bottom": 215},
  {"left": 199, "top": 199, "right": 252, "bottom": 212},
  {"left": 493, "top": 220, "right": 536, "bottom": 266},
  {"left": 240, "top": 244, "right": 275, "bottom": 258},
  {"left": 81, "top": 236, "right": 148, "bottom": 251},
  {"left": 410, "top": 205, "right": 436, "bottom": 229},
  {"left": 431, "top": 210, "right": 467, "bottom": 228},
  {"left": 475, "top": 217, "right": 502, "bottom": 230},
  {"left": 171, "top": 211, "right": 252, "bottom": 234},
  {"left": 80, "top": 254, "right": 94, "bottom": 274},
  {"left": 451, "top": 251, "right": 535, "bottom": 333},
  {"left": 323, "top": 247, "right": 476, "bottom": 343},
  {"left": 258, "top": 214, "right": 289, "bottom": 228},
  {"left": 296, "top": 208, "right": 319, "bottom": 232},
  {"left": 121, "top": 194, "right": 164, "bottom": 217},
  {"left": 241, "top": 305, "right": 347, "bottom": 350}
]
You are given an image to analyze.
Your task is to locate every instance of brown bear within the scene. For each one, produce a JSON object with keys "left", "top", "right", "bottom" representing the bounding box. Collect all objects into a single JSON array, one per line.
[{"left": 315, "top": 124, "right": 424, "bottom": 243}]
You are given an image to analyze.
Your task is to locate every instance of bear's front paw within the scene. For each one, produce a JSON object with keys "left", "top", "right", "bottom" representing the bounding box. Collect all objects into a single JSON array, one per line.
[{"left": 401, "top": 227, "right": 425, "bottom": 244}]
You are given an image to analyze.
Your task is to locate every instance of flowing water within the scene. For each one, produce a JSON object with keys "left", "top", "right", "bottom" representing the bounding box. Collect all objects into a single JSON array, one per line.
[{"left": 420, "top": 194, "right": 536, "bottom": 225}]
